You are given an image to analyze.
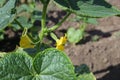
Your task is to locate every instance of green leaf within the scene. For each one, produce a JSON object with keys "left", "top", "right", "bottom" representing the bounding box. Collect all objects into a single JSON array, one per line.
[
  {"left": 0, "top": 52, "right": 33, "bottom": 80},
  {"left": 33, "top": 48, "right": 76, "bottom": 80},
  {"left": 0, "top": 48, "right": 76, "bottom": 80},
  {"left": 12, "top": 16, "right": 34, "bottom": 30},
  {"left": 32, "top": 10, "right": 42, "bottom": 21},
  {"left": 72, "top": 16, "right": 98, "bottom": 25},
  {"left": 86, "top": 18, "right": 98, "bottom": 25},
  {"left": 0, "top": 52, "right": 7, "bottom": 58},
  {"left": 15, "top": 16, "right": 32, "bottom": 29},
  {"left": 54, "top": 0, "right": 120, "bottom": 17},
  {"left": 0, "top": 0, "right": 6, "bottom": 7},
  {"left": 17, "top": 4, "right": 32, "bottom": 13},
  {"left": 67, "top": 27, "right": 84, "bottom": 43},
  {"left": 0, "top": 0, "right": 16, "bottom": 30},
  {"left": 17, "top": 4, "right": 35, "bottom": 13},
  {"left": 77, "top": 73, "right": 96, "bottom": 80},
  {"left": 76, "top": 64, "right": 96, "bottom": 80}
]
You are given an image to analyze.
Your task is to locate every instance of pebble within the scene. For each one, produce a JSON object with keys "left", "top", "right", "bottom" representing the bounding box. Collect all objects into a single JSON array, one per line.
[{"left": 103, "top": 58, "right": 108, "bottom": 63}]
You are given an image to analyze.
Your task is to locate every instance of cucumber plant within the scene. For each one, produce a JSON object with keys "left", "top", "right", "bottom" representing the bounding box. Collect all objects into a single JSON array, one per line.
[{"left": 0, "top": 0, "right": 120, "bottom": 80}]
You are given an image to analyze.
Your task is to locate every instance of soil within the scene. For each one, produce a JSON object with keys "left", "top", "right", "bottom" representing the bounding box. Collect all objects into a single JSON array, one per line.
[{"left": 0, "top": 0, "right": 120, "bottom": 80}]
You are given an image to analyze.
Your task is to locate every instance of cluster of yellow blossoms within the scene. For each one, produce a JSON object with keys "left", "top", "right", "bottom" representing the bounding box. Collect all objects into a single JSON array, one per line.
[{"left": 19, "top": 32, "right": 67, "bottom": 51}]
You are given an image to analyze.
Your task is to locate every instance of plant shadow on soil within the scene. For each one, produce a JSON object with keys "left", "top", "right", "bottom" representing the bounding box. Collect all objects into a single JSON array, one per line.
[
  {"left": 47, "top": 10, "right": 67, "bottom": 26},
  {"left": 94, "top": 64, "right": 120, "bottom": 80},
  {"left": 78, "top": 29, "right": 112, "bottom": 44},
  {"left": 78, "top": 28, "right": 120, "bottom": 44},
  {"left": 0, "top": 28, "right": 21, "bottom": 52}
]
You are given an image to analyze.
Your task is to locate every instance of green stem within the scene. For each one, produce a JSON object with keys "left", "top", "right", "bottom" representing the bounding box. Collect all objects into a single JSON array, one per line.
[
  {"left": 48, "top": 12, "right": 71, "bottom": 32},
  {"left": 39, "top": 4, "right": 48, "bottom": 42},
  {"left": 14, "top": 19, "right": 24, "bottom": 30},
  {"left": 82, "top": 17, "right": 87, "bottom": 30}
]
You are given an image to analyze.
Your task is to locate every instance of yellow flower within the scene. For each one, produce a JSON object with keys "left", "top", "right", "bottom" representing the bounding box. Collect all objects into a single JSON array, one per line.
[
  {"left": 56, "top": 45, "right": 64, "bottom": 51},
  {"left": 56, "top": 35, "right": 67, "bottom": 51},
  {"left": 19, "top": 35, "right": 35, "bottom": 48}
]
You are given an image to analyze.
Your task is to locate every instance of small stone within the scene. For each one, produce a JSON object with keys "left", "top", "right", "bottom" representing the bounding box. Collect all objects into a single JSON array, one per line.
[{"left": 103, "top": 58, "right": 108, "bottom": 63}]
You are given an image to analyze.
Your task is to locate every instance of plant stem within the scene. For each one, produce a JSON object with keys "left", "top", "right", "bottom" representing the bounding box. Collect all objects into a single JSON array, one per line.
[
  {"left": 39, "top": 4, "right": 48, "bottom": 42},
  {"left": 14, "top": 19, "right": 24, "bottom": 30},
  {"left": 48, "top": 12, "right": 71, "bottom": 32},
  {"left": 82, "top": 17, "right": 87, "bottom": 31}
]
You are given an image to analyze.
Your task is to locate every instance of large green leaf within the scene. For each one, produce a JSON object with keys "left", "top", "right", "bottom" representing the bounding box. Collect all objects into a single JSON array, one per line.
[
  {"left": 0, "top": 52, "right": 33, "bottom": 80},
  {"left": 54, "top": 0, "right": 120, "bottom": 17},
  {"left": 0, "top": 0, "right": 16, "bottom": 30},
  {"left": 0, "top": 48, "right": 76, "bottom": 80}
]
